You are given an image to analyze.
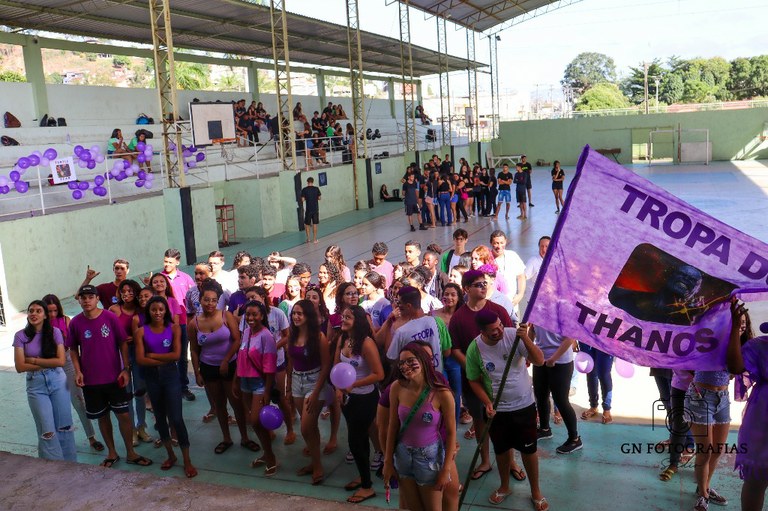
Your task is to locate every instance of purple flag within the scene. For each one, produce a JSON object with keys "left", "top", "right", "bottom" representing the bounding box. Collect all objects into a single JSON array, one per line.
[{"left": 526, "top": 146, "right": 768, "bottom": 370}]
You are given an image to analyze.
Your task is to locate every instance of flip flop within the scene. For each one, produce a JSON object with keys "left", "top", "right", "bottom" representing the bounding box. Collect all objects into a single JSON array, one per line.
[
  {"left": 464, "top": 428, "right": 476, "bottom": 440},
  {"left": 100, "top": 456, "right": 120, "bottom": 468},
  {"left": 532, "top": 497, "right": 549, "bottom": 511},
  {"left": 471, "top": 467, "right": 492, "bottom": 480},
  {"left": 161, "top": 458, "right": 176, "bottom": 471},
  {"left": 345, "top": 480, "right": 362, "bottom": 491},
  {"left": 659, "top": 466, "right": 677, "bottom": 481},
  {"left": 90, "top": 439, "right": 105, "bottom": 452},
  {"left": 510, "top": 467, "right": 527, "bottom": 481},
  {"left": 126, "top": 455, "right": 153, "bottom": 467},
  {"left": 602, "top": 412, "right": 613, "bottom": 424},
  {"left": 347, "top": 492, "right": 376, "bottom": 504},
  {"left": 184, "top": 465, "right": 198, "bottom": 478},
  {"left": 240, "top": 440, "right": 261, "bottom": 452},
  {"left": 202, "top": 412, "right": 216, "bottom": 423},
  {"left": 264, "top": 464, "right": 278, "bottom": 477},
  {"left": 215, "top": 441, "right": 233, "bottom": 454},
  {"left": 581, "top": 409, "right": 599, "bottom": 420},
  {"left": 489, "top": 490, "right": 513, "bottom": 505}
]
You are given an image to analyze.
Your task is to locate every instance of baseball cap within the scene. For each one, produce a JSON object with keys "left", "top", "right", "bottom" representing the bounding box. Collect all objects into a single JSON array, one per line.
[{"left": 77, "top": 284, "right": 98, "bottom": 297}]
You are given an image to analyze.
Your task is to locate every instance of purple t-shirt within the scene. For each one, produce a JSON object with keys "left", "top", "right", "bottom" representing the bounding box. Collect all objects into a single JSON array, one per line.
[
  {"left": 13, "top": 327, "right": 64, "bottom": 358},
  {"left": 67, "top": 309, "right": 126, "bottom": 386},
  {"left": 163, "top": 270, "right": 195, "bottom": 314},
  {"left": 142, "top": 324, "right": 174, "bottom": 354}
]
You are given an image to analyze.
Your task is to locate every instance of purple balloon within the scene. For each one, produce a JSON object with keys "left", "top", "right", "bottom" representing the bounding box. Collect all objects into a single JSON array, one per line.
[
  {"left": 95, "top": 154, "right": 105, "bottom": 163},
  {"left": 94, "top": 186, "right": 108, "bottom": 197},
  {"left": 0, "top": 186, "right": 9, "bottom": 194},
  {"left": 9, "top": 171, "right": 20, "bottom": 182},
  {"left": 614, "top": 358, "right": 635, "bottom": 378},
  {"left": 187, "top": 160, "right": 197, "bottom": 169},
  {"left": 17, "top": 157, "right": 30, "bottom": 169},
  {"left": 574, "top": 351, "right": 594, "bottom": 374},
  {"left": 74, "top": 145, "right": 84, "bottom": 156},
  {"left": 87, "top": 160, "right": 97, "bottom": 170},
  {"left": 77, "top": 159, "right": 88, "bottom": 169},
  {"left": 189, "top": 146, "right": 197, "bottom": 153},
  {"left": 80, "top": 150, "right": 92, "bottom": 161},
  {"left": 67, "top": 181, "right": 78, "bottom": 190},
  {"left": 145, "top": 172, "right": 155, "bottom": 181},
  {"left": 182, "top": 150, "right": 192, "bottom": 158},
  {"left": 135, "top": 179, "right": 145, "bottom": 187},
  {"left": 40, "top": 157, "right": 50, "bottom": 167},
  {"left": 78, "top": 181, "right": 90, "bottom": 190},
  {"left": 136, "top": 141, "right": 146, "bottom": 151},
  {"left": 330, "top": 362, "right": 356, "bottom": 389},
  {"left": 123, "top": 159, "right": 131, "bottom": 170},
  {"left": 90, "top": 145, "right": 100, "bottom": 154},
  {"left": 137, "top": 154, "right": 146, "bottom": 164},
  {"left": 72, "top": 190, "right": 83, "bottom": 200},
  {"left": 15, "top": 181, "right": 29, "bottom": 193},
  {"left": 259, "top": 405, "right": 284, "bottom": 431},
  {"left": 168, "top": 142, "right": 176, "bottom": 152},
  {"left": 109, "top": 168, "right": 121, "bottom": 178},
  {"left": 146, "top": 144, "right": 153, "bottom": 153},
  {"left": 144, "top": 180, "right": 153, "bottom": 189},
  {"left": 94, "top": 175, "right": 105, "bottom": 186},
  {"left": 44, "top": 148, "right": 58, "bottom": 160},
  {"left": 0, "top": 176, "right": 7, "bottom": 187},
  {"left": 137, "top": 171, "right": 147, "bottom": 180},
  {"left": 28, "top": 155, "right": 40, "bottom": 166},
  {"left": 196, "top": 152, "right": 206, "bottom": 162},
  {"left": 118, "top": 171, "right": 127, "bottom": 180}
]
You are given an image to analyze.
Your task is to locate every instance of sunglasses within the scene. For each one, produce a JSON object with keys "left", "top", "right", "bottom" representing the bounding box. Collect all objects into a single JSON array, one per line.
[{"left": 471, "top": 281, "right": 488, "bottom": 289}]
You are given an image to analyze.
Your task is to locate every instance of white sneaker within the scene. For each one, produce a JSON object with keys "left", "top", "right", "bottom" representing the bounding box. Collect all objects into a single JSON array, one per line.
[
  {"left": 345, "top": 451, "right": 355, "bottom": 464},
  {"left": 370, "top": 451, "right": 384, "bottom": 470}
]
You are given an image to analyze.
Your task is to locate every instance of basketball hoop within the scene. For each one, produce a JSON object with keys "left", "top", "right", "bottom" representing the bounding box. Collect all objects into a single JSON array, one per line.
[{"left": 212, "top": 138, "right": 236, "bottom": 145}]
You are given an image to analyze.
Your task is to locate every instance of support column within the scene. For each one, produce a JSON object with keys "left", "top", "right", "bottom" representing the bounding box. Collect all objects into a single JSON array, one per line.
[
  {"left": 436, "top": 17, "right": 452, "bottom": 146},
  {"left": 149, "top": 0, "right": 186, "bottom": 188},
  {"left": 346, "top": 0, "right": 367, "bottom": 211},
  {"left": 489, "top": 35, "right": 500, "bottom": 139},
  {"left": 388, "top": 78, "right": 396, "bottom": 118},
  {"left": 317, "top": 70, "right": 326, "bottom": 111},
  {"left": 466, "top": 28, "right": 478, "bottom": 143},
  {"left": 270, "top": 0, "right": 297, "bottom": 172},
  {"left": 247, "top": 62, "right": 259, "bottom": 98},
  {"left": 398, "top": 0, "right": 416, "bottom": 152},
  {"left": 21, "top": 37, "right": 49, "bottom": 119}
]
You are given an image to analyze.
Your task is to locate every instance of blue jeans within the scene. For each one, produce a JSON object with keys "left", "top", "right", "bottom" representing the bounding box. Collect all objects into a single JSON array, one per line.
[
  {"left": 144, "top": 362, "right": 190, "bottom": 448},
  {"left": 437, "top": 192, "right": 452, "bottom": 225},
  {"left": 582, "top": 345, "right": 613, "bottom": 410},
  {"left": 26, "top": 367, "right": 77, "bottom": 461},
  {"left": 443, "top": 356, "right": 462, "bottom": 424},
  {"left": 128, "top": 344, "right": 147, "bottom": 428},
  {"left": 395, "top": 440, "right": 445, "bottom": 486}
]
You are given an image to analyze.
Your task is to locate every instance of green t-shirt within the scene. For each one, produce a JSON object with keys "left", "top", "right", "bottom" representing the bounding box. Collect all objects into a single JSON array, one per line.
[
  {"left": 127, "top": 137, "right": 139, "bottom": 151},
  {"left": 465, "top": 328, "right": 534, "bottom": 412}
]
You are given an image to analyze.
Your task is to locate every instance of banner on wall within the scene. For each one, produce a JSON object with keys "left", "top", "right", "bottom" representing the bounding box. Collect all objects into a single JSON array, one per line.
[
  {"left": 50, "top": 157, "right": 77, "bottom": 184},
  {"left": 525, "top": 145, "right": 768, "bottom": 371}
]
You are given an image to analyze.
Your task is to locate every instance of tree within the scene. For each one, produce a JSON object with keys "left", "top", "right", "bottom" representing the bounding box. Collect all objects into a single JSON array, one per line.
[
  {"left": 575, "top": 83, "right": 631, "bottom": 112},
  {"left": 621, "top": 60, "right": 665, "bottom": 105},
  {"left": 728, "top": 57, "right": 752, "bottom": 99},
  {"left": 749, "top": 55, "right": 768, "bottom": 97},
  {"left": 112, "top": 55, "right": 130, "bottom": 68},
  {"left": 0, "top": 70, "right": 26, "bottom": 82},
  {"left": 175, "top": 62, "right": 211, "bottom": 90},
  {"left": 47, "top": 72, "right": 64, "bottom": 85},
  {"left": 215, "top": 71, "right": 245, "bottom": 92},
  {"left": 561, "top": 52, "right": 617, "bottom": 97},
  {"left": 660, "top": 73, "right": 684, "bottom": 104}
]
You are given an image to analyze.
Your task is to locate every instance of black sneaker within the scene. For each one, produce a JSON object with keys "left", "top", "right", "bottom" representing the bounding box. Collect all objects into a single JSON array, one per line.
[
  {"left": 529, "top": 203, "right": 535, "bottom": 207},
  {"left": 410, "top": 225, "right": 416, "bottom": 232},
  {"left": 537, "top": 428, "right": 553, "bottom": 440},
  {"left": 419, "top": 224, "right": 428, "bottom": 230},
  {"left": 182, "top": 389, "right": 196, "bottom": 401},
  {"left": 556, "top": 436, "right": 583, "bottom": 454}
]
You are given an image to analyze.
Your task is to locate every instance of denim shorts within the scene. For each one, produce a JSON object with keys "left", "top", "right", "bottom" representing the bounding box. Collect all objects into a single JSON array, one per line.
[
  {"left": 497, "top": 190, "right": 512, "bottom": 203},
  {"left": 291, "top": 368, "right": 330, "bottom": 400},
  {"left": 394, "top": 440, "right": 445, "bottom": 486},
  {"left": 240, "top": 376, "right": 265, "bottom": 394},
  {"left": 685, "top": 385, "right": 731, "bottom": 425}
]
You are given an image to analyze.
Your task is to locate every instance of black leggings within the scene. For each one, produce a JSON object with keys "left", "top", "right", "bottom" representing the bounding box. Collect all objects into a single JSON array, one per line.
[
  {"left": 533, "top": 362, "right": 579, "bottom": 441},
  {"left": 456, "top": 197, "right": 469, "bottom": 221},
  {"left": 342, "top": 389, "right": 380, "bottom": 489}
]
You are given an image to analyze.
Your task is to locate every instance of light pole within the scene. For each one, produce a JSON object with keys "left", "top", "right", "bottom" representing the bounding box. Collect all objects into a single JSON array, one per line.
[
  {"left": 643, "top": 61, "right": 649, "bottom": 115},
  {"left": 653, "top": 76, "right": 660, "bottom": 113}
]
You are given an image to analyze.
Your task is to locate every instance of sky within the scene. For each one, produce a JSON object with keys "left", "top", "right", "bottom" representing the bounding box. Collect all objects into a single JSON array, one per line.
[{"left": 294, "top": 0, "right": 768, "bottom": 97}]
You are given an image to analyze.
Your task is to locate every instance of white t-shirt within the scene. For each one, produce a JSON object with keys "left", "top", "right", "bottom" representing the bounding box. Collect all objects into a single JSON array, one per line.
[
  {"left": 466, "top": 328, "right": 534, "bottom": 412},
  {"left": 494, "top": 250, "right": 526, "bottom": 299},
  {"left": 525, "top": 254, "right": 544, "bottom": 282},
  {"left": 420, "top": 294, "right": 443, "bottom": 315},
  {"left": 489, "top": 291, "right": 518, "bottom": 323},
  {"left": 386, "top": 316, "right": 443, "bottom": 373},
  {"left": 361, "top": 296, "right": 390, "bottom": 329}
]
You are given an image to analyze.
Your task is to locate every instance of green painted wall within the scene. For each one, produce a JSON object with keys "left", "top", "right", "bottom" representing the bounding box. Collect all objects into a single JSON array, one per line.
[{"left": 495, "top": 108, "right": 768, "bottom": 166}]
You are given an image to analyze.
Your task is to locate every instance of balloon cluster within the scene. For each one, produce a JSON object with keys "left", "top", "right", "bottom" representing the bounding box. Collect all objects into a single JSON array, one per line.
[
  {"left": 73, "top": 144, "right": 106, "bottom": 170},
  {"left": 574, "top": 350, "right": 635, "bottom": 378},
  {"left": 105, "top": 140, "right": 156, "bottom": 197},
  {"left": 169, "top": 142, "right": 206, "bottom": 173},
  {"left": 0, "top": 149, "right": 57, "bottom": 195}
]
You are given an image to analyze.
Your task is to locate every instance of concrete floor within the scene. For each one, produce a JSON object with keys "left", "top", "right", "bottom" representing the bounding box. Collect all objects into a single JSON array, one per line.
[{"left": 1, "top": 157, "right": 766, "bottom": 510}]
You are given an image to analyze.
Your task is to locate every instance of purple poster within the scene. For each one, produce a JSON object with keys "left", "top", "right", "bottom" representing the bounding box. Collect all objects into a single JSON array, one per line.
[{"left": 525, "top": 146, "right": 768, "bottom": 370}]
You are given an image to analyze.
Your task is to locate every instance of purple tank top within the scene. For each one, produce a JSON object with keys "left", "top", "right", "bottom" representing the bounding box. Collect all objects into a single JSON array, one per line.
[
  {"left": 196, "top": 314, "right": 234, "bottom": 365},
  {"left": 694, "top": 370, "right": 730, "bottom": 387},
  {"left": 142, "top": 324, "right": 173, "bottom": 354},
  {"left": 397, "top": 395, "right": 441, "bottom": 447},
  {"left": 116, "top": 306, "right": 135, "bottom": 341},
  {"left": 288, "top": 343, "right": 320, "bottom": 372}
]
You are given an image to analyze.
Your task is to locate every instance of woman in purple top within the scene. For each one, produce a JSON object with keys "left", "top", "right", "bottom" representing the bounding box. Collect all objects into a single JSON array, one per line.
[
  {"left": 14, "top": 300, "right": 76, "bottom": 461},
  {"left": 150, "top": 273, "right": 183, "bottom": 325},
  {"left": 189, "top": 283, "right": 258, "bottom": 455},
  {"left": 728, "top": 299, "right": 768, "bottom": 511},
  {"left": 286, "top": 299, "right": 332, "bottom": 485},
  {"left": 42, "top": 293, "right": 103, "bottom": 452},
  {"left": 135, "top": 296, "right": 197, "bottom": 478}
]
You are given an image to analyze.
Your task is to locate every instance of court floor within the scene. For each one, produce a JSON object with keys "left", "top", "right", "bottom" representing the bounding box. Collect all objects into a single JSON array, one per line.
[{"left": 1, "top": 157, "right": 766, "bottom": 510}]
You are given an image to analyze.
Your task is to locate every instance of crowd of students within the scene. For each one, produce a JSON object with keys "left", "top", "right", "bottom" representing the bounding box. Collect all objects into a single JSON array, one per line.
[{"left": 12, "top": 233, "right": 767, "bottom": 511}]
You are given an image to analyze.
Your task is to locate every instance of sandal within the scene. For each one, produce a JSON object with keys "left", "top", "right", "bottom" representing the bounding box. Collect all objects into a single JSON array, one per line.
[
  {"left": 581, "top": 408, "right": 599, "bottom": 420},
  {"left": 100, "top": 456, "right": 120, "bottom": 468},
  {"left": 126, "top": 455, "right": 153, "bottom": 467},
  {"left": 471, "top": 467, "right": 492, "bottom": 480},
  {"left": 489, "top": 490, "right": 513, "bottom": 505},
  {"left": 264, "top": 464, "right": 278, "bottom": 477},
  {"left": 347, "top": 492, "right": 376, "bottom": 504},
  {"left": 284, "top": 431, "right": 296, "bottom": 445},
  {"left": 202, "top": 412, "right": 216, "bottom": 423},
  {"left": 553, "top": 413, "right": 563, "bottom": 425},
  {"left": 89, "top": 439, "right": 105, "bottom": 452},
  {"left": 602, "top": 411, "right": 613, "bottom": 424},
  {"left": 510, "top": 467, "right": 527, "bottom": 481},
  {"left": 214, "top": 441, "right": 233, "bottom": 454},
  {"left": 464, "top": 427, "right": 476, "bottom": 440},
  {"left": 161, "top": 457, "right": 176, "bottom": 471},
  {"left": 659, "top": 466, "right": 677, "bottom": 481},
  {"left": 532, "top": 496, "right": 549, "bottom": 511},
  {"left": 240, "top": 440, "right": 261, "bottom": 452},
  {"left": 184, "top": 465, "right": 198, "bottom": 478},
  {"left": 153, "top": 438, "right": 163, "bottom": 448}
]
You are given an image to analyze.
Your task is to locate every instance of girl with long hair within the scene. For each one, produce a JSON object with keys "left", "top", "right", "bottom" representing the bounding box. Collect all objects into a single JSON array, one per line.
[
  {"left": 235, "top": 301, "right": 278, "bottom": 475},
  {"left": 279, "top": 276, "right": 302, "bottom": 318},
  {"left": 42, "top": 293, "right": 103, "bottom": 452},
  {"left": 383, "top": 342, "right": 456, "bottom": 510},
  {"left": 134, "top": 296, "right": 197, "bottom": 478},
  {"left": 334, "top": 306, "right": 384, "bottom": 504},
  {"left": 325, "top": 245, "right": 351, "bottom": 282},
  {"left": 14, "top": 300, "right": 76, "bottom": 461},
  {"left": 286, "top": 299, "right": 332, "bottom": 484},
  {"left": 360, "top": 271, "right": 390, "bottom": 332},
  {"left": 318, "top": 262, "right": 343, "bottom": 313}
]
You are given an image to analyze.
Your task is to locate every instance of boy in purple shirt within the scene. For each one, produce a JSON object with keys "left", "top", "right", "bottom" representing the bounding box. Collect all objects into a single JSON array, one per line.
[{"left": 68, "top": 285, "right": 152, "bottom": 468}]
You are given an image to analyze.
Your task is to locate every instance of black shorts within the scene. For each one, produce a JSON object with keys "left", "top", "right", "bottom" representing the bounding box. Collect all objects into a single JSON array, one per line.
[
  {"left": 199, "top": 360, "right": 236, "bottom": 382},
  {"left": 486, "top": 403, "right": 538, "bottom": 455},
  {"left": 516, "top": 189, "right": 527, "bottom": 203},
  {"left": 404, "top": 203, "right": 419, "bottom": 216},
  {"left": 304, "top": 211, "right": 319, "bottom": 225},
  {"left": 552, "top": 182, "right": 563, "bottom": 190},
  {"left": 83, "top": 382, "right": 131, "bottom": 419}
]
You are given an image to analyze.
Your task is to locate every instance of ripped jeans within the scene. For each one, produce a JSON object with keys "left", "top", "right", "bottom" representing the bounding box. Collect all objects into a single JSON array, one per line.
[{"left": 26, "top": 367, "right": 77, "bottom": 461}]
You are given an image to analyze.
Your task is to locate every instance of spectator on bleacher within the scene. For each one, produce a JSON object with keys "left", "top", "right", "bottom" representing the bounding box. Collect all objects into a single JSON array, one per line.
[
  {"left": 311, "top": 112, "right": 324, "bottom": 133},
  {"left": 330, "top": 123, "right": 343, "bottom": 148},
  {"left": 128, "top": 131, "right": 153, "bottom": 173},
  {"left": 107, "top": 129, "right": 134, "bottom": 163},
  {"left": 297, "top": 122, "right": 313, "bottom": 169},
  {"left": 343, "top": 123, "right": 355, "bottom": 146},
  {"left": 415, "top": 104, "right": 431, "bottom": 125},
  {"left": 310, "top": 131, "right": 329, "bottom": 165},
  {"left": 319, "top": 112, "right": 330, "bottom": 133},
  {"left": 322, "top": 101, "right": 334, "bottom": 118},
  {"left": 255, "top": 102, "right": 269, "bottom": 121},
  {"left": 293, "top": 102, "right": 305, "bottom": 123},
  {"left": 234, "top": 100, "right": 250, "bottom": 147},
  {"left": 334, "top": 105, "right": 348, "bottom": 120}
]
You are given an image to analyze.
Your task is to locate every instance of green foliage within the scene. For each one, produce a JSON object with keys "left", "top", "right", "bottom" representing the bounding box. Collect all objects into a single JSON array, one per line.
[
  {"left": 660, "top": 73, "right": 684, "bottom": 104},
  {"left": 575, "top": 83, "right": 631, "bottom": 111},
  {"left": 112, "top": 55, "right": 130, "bottom": 68},
  {"left": 621, "top": 60, "right": 665, "bottom": 105},
  {"left": 215, "top": 70, "right": 245, "bottom": 92},
  {"left": 561, "top": 52, "right": 617, "bottom": 96},
  {"left": 0, "top": 70, "right": 26, "bottom": 82},
  {"left": 47, "top": 72, "right": 64, "bottom": 84},
  {"left": 175, "top": 62, "right": 211, "bottom": 91}
]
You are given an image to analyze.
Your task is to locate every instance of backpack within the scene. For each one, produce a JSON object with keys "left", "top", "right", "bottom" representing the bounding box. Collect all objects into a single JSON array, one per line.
[
  {"left": 1, "top": 135, "right": 20, "bottom": 146},
  {"left": 135, "top": 128, "right": 154, "bottom": 139},
  {"left": 39, "top": 114, "right": 49, "bottom": 127},
  {"left": 57, "top": 117, "right": 67, "bottom": 127},
  {"left": 47, "top": 117, "right": 58, "bottom": 127},
  {"left": 136, "top": 113, "right": 153, "bottom": 125},
  {"left": 4, "top": 111, "right": 21, "bottom": 128}
]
